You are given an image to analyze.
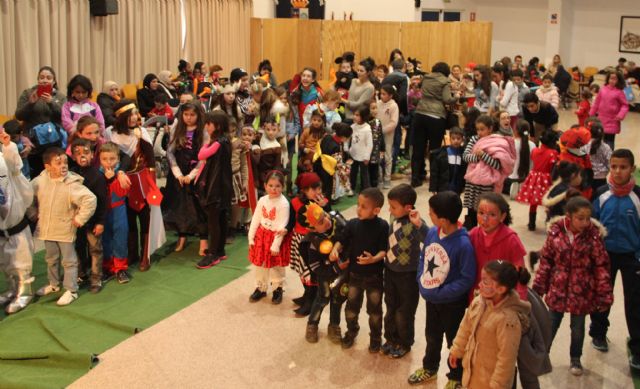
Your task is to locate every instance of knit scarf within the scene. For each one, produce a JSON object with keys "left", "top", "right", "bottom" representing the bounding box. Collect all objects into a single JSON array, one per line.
[{"left": 607, "top": 174, "right": 635, "bottom": 197}]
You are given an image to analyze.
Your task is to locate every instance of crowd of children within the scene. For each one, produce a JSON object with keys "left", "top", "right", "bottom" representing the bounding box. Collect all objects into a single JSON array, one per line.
[{"left": 1, "top": 53, "right": 639, "bottom": 388}]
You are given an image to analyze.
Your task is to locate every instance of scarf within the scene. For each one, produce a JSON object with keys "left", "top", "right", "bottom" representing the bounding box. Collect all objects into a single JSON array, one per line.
[{"left": 607, "top": 174, "right": 635, "bottom": 197}]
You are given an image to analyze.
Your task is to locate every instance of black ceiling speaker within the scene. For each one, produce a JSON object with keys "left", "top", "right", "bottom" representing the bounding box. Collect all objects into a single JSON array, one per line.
[
  {"left": 90, "top": 0, "right": 119, "bottom": 16},
  {"left": 415, "top": 0, "right": 421, "bottom": 8}
]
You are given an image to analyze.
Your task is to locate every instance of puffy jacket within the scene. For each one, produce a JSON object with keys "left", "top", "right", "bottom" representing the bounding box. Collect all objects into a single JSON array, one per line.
[
  {"left": 593, "top": 184, "right": 640, "bottom": 257},
  {"left": 535, "top": 86, "right": 560, "bottom": 109},
  {"left": 533, "top": 216, "right": 613, "bottom": 315},
  {"left": 450, "top": 290, "right": 531, "bottom": 389},
  {"left": 589, "top": 84, "right": 629, "bottom": 135},
  {"left": 464, "top": 134, "right": 516, "bottom": 193},
  {"left": 30, "top": 170, "right": 97, "bottom": 242},
  {"left": 416, "top": 72, "right": 458, "bottom": 119}
]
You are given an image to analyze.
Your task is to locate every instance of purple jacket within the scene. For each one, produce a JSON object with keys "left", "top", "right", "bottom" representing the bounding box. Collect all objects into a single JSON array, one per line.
[
  {"left": 589, "top": 85, "right": 629, "bottom": 135},
  {"left": 61, "top": 99, "right": 105, "bottom": 135}
]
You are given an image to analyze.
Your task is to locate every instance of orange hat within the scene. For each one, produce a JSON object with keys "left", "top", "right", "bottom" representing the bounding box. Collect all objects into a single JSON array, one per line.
[
  {"left": 295, "top": 172, "right": 321, "bottom": 190},
  {"left": 298, "top": 202, "right": 325, "bottom": 229}
]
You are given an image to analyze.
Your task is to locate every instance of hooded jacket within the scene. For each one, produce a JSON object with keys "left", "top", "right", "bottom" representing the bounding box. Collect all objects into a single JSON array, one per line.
[
  {"left": 532, "top": 216, "right": 613, "bottom": 315},
  {"left": 416, "top": 72, "right": 458, "bottom": 119},
  {"left": 450, "top": 290, "right": 531, "bottom": 389},
  {"left": 417, "top": 227, "right": 476, "bottom": 304},
  {"left": 593, "top": 184, "right": 640, "bottom": 257},
  {"left": 469, "top": 224, "right": 527, "bottom": 300},
  {"left": 30, "top": 170, "right": 97, "bottom": 243},
  {"left": 589, "top": 84, "right": 629, "bottom": 135}
]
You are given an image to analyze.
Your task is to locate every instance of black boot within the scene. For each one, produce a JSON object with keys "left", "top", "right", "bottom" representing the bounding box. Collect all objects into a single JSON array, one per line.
[
  {"left": 293, "top": 284, "right": 308, "bottom": 306},
  {"left": 294, "top": 285, "right": 317, "bottom": 317},
  {"left": 528, "top": 212, "right": 536, "bottom": 231}
]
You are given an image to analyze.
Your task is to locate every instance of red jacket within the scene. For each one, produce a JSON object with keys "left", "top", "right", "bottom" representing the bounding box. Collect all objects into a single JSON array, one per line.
[
  {"left": 530, "top": 145, "right": 558, "bottom": 174},
  {"left": 469, "top": 224, "right": 527, "bottom": 300},
  {"left": 533, "top": 217, "right": 613, "bottom": 315}
]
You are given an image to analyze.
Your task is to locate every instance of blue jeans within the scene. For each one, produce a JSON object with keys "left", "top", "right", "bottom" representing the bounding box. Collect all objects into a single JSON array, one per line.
[{"left": 550, "top": 311, "right": 585, "bottom": 359}]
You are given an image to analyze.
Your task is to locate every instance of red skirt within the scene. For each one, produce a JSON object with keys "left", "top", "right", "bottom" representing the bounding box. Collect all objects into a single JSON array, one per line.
[
  {"left": 249, "top": 226, "right": 291, "bottom": 268},
  {"left": 516, "top": 171, "right": 552, "bottom": 206}
]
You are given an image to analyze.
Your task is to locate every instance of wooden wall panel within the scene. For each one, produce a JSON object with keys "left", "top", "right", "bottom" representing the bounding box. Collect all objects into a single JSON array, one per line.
[
  {"left": 249, "top": 19, "right": 492, "bottom": 85},
  {"left": 360, "top": 22, "right": 401, "bottom": 69},
  {"left": 296, "top": 20, "right": 322, "bottom": 82},
  {"left": 250, "top": 18, "right": 263, "bottom": 77},
  {"left": 321, "top": 21, "right": 360, "bottom": 81}
]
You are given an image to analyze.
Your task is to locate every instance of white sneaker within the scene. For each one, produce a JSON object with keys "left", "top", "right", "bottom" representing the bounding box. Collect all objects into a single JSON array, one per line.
[
  {"left": 56, "top": 290, "right": 78, "bottom": 306},
  {"left": 37, "top": 284, "right": 61, "bottom": 296}
]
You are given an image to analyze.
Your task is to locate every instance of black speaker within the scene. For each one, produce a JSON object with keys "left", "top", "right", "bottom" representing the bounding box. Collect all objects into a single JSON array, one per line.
[
  {"left": 90, "top": 0, "right": 119, "bottom": 16},
  {"left": 415, "top": 0, "right": 421, "bottom": 8}
]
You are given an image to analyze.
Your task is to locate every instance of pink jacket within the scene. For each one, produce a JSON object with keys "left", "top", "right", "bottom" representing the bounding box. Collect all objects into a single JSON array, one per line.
[
  {"left": 535, "top": 86, "right": 560, "bottom": 109},
  {"left": 589, "top": 84, "right": 629, "bottom": 135},
  {"left": 464, "top": 134, "right": 516, "bottom": 193}
]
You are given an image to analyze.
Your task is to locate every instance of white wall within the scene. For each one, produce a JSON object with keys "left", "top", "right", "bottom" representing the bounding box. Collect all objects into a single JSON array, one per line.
[
  {"left": 252, "top": 0, "right": 274, "bottom": 18},
  {"left": 475, "top": 0, "right": 548, "bottom": 64},
  {"left": 569, "top": 0, "right": 640, "bottom": 69}
]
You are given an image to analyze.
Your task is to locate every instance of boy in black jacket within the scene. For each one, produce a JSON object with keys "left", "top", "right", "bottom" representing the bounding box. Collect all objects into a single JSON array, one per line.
[
  {"left": 330, "top": 188, "right": 389, "bottom": 351},
  {"left": 301, "top": 203, "right": 349, "bottom": 344},
  {"left": 71, "top": 139, "right": 108, "bottom": 293}
]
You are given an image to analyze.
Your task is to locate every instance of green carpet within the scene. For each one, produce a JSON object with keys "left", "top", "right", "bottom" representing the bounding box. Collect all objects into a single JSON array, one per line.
[{"left": 0, "top": 194, "right": 357, "bottom": 389}]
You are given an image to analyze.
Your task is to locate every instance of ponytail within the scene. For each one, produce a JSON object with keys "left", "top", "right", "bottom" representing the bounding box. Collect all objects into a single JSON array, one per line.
[
  {"left": 516, "top": 120, "right": 531, "bottom": 180},
  {"left": 484, "top": 260, "right": 530, "bottom": 292}
]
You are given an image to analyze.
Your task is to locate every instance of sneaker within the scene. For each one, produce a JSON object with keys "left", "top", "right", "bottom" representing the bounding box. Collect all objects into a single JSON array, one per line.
[
  {"left": 196, "top": 254, "right": 221, "bottom": 269},
  {"left": 407, "top": 368, "right": 438, "bottom": 385},
  {"left": 56, "top": 290, "right": 78, "bottom": 306},
  {"left": 341, "top": 331, "right": 357, "bottom": 349},
  {"left": 327, "top": 324, "right": 342, "bottom": 344},
  {"left": 346, "top": 189, "right": 354, "bottom": 197},
  {"left": 272, "top": 287, "right": 283, "bottom": 304},
  {"left": 443, "top": 379, "right": 463, "bottom": 389},
  {"left": 249, "top": 288, "right": 267, "bottom": 302},
  {"left": 381, "top": 342, "right": 395, "bottom": 355},
  {"left": 369, "top": 338, "right": 381, "bottom": 353},
  {"left": 305, "top": 323, "right": 319, "bottom": 343},
  {"left": 89, "top": 282, "right": 103, "bottom": 294},
  {"left": 569, "top": 358, "right": 583, "bottom": 376},
  {"left": 116, "top": 271, "right": 130, "bottom": 284},
  {"left": 389, "top": 345, "right": 410, "bottom": 359},
  {"left": 591, "top": 336, "right": 609, "bottom": 352},
  {"left": 217, "top": 253, "right": 228, "bottom": 261},
  {"left": 36, "top": 284, "right": 60, "bottom": 296},
  {"left": 630, "top": 355, "right": 640, "bottom": 370}
]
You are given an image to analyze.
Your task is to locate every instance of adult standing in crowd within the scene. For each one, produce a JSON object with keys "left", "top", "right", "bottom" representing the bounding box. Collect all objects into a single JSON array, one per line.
[
  {"left": 15, "top": 66, "right": 66, "bottom": 176},
  {"left": 97, "top": 81, "right": 122, "bottom": 128},
  {"left": 137, "top": 73, "right": 161, "bottom": 118},
  {"left": 411, "top": 62, "right": 458, "bottom": 188},
  {"left": 344, "top": 58, "right": 375, "bottom": 124},
  {"left": 521, "top": 92, "right": 559, "bottom": 143},
  {"left": 589, "top": 70, "right": 629, "bottom": 149}
]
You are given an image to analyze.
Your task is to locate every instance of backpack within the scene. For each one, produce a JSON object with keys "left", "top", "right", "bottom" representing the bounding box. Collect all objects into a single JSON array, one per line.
[{"left": 29, "top": 122, "right": 67, "bottom": 153}]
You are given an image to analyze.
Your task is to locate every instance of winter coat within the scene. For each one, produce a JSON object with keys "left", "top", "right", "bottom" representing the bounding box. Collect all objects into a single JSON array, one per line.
[
  {"left": 15, "top": 86, "right": 66, "bottom": 130},
  {"left": 469, "top": 224, "right": 527, "bottom": 300},
  {"left": 0, "top": 142, "right": 33, "bottom": 231},
  {"left": 532, "top": 216, "right": 613, "bottom": 315},
  {"left": 464, "top": 134, "right": 516, "bottom": 193},
  {"left": 535, "top": 86, "right": 560, "bottom": 109},
  {"left": 196, "top": 136, "right": 232, "bottom": 209},
  {"left": 416, "top": 72, "right": 458, "bottom": 119},
  {"left": 30, "top": 170, "right": 97, "bottom": 243},
  {"left": 97, "top": 93, "right": 118, "bottom": 127},
  {"left": 589, "top": 84, "right": 629, "bottom": 135},
  {"left": 450, "top": 290, "right": 531, "bottom": 389},
  {"left": 593, "top": 184, "right": 640, "bottom": 257},
  {"left": 61, "top": 100, "right": 105, "bottom": 135}
]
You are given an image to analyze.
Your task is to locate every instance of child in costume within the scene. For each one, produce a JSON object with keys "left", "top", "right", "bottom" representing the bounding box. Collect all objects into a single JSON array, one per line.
[
  {"left": 106, "top": 99, "right": 165, "bottom": 272},
  {"left": 368, "top": 100, "right": 384, "bottom": 189},
  {"left": 248, "top": 170, "right": 290, "bottom": 304},
  {"left": 333, "top": 52, "right": 356, "bottom": 100},
  {"left": 542, "top": 161, "right": 583, "bottom": 219},
  {"left": 302, "top": 202, "right": 349, "bottom": 344},
  {"left": 558, "top": 125, "right": 593, "bottom": 199},
  {"left": 98, "top": 142, "right": 131, "bottom": 283},
  {"left": 0, "top": 131, "right": 35, "bottom": 314},
  {"left": 331, "top": 123, "right": 354, "bottom": 200},
  {"left": 299, "top": 110, "right": 326, "bottom": 168},
  {"left": 70, "top": 139, "right": 107, "bottom": 291},
  {"left": 229, "top": 126, "right": 253, "bottom": 234},
  {"left": 251, "top": 116, "right": 283, "bottom": 193},
  {"left": 516, "top": 130, "right": 559, "bottom": 231},
  {"left": 313, "top": 123, "right": 352, "bottom": 202},
  {"left": 195, "top": 111, "right": 233, "bottom": 269},
  {"left": 290, "top": 173, "right": 331, "bottom": 315},
  {"left": 164, "top": 102, "right": 209, "bottom": 256},
  {"left": 31, "top": 148, "right": 97, "bottom": 306},
  {"left": 302, "top": 89, "right": 343, "bottom": 132},
  {"left": 2, "top": 120, "right": 32, "bottom": 179}
]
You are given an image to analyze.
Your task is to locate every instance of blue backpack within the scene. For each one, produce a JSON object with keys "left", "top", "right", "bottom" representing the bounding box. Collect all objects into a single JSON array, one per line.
[{"left": 30, "top": 122, "right": 67, "bottom": 153}]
